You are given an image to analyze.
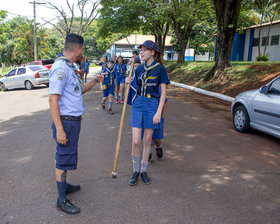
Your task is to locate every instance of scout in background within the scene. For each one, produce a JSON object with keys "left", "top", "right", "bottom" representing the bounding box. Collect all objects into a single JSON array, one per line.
[
  {"left": 126, "top": 40, "right": 170, "bottom": 186},
  {"left": 95, "top": 56, "right": 108, "bottom": 70},
  {"left": 112, "top": 54, "right": 117, "bottom": 64},
  {"left": 115, "top": 56, "right": 127, "bottom": 104},
  {"left": 82, "top": 56, "right": 90, "bottom": 83},
  {"left": 149, "top": 96, "right": 168, "bottom": 161},
  {"left": 101, "top": 60, "right": 116, "bottom": 115}
]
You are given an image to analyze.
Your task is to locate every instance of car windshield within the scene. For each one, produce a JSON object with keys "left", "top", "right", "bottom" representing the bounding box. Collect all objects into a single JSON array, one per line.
[
  {"left": 28, "top": 65, "right": 48, "bottom": 71},
  {"left": 42, "top": 59, "right": 54, "bottom": 65},
  {"left": 28, "top": 62, "right": 39, "bottom": 65}
]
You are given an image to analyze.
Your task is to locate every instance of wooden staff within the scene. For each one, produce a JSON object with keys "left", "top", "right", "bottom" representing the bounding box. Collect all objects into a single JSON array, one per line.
[{"left": 111, "top": 57, "right": 135, "bottom": 178}]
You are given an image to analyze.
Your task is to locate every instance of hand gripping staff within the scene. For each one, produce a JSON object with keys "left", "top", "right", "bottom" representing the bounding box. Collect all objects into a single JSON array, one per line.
[{"left": 111, "top": 57, "right": 135, "bottom": 178}]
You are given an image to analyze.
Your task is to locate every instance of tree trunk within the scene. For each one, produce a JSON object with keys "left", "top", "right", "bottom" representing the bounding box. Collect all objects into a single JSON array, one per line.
[
  {"left": 204, "top": 0, "right": 242, "bottom": 81},
  {"left": 177, "top": 41, "right": 188, "bottom": 63},
  {"left": 154, "top": 19, "right": 170, "bottom": 55},
  {"left": 257, "top": 14, "right": 264, "bottom": 58},
  {"left": 172, "top": 21, "right": 191, "bottom": 63}
]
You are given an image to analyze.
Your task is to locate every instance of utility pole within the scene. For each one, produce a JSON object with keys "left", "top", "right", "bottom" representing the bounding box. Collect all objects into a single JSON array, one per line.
[{"left": 29, "top": 1, "right": 45, "bottom": 61}]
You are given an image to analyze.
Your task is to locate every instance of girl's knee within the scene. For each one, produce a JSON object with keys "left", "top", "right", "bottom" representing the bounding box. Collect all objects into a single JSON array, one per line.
[
  {"left": 132, "top": 139, "right": 141, "bottom": 148},
  {"left": 143, "top": 137, "right": 152, "bottom": 147}
]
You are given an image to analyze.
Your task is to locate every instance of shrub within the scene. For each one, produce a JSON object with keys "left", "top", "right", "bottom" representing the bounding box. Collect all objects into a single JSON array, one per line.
[{"left": 256, "top": 54, "right": 269, "bottom": 61}]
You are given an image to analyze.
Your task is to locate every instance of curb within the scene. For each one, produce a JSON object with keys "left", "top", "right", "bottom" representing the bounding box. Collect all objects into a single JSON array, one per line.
[{"left": 170, "top": 81, "right": 235, "bottom": 103}]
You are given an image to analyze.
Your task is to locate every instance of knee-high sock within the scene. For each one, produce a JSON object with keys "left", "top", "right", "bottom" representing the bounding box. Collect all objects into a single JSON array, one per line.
[
  {"left": 56, "top": 181, "right": 67, "bottom": 202},
  {"left": 140, "top": 160, "right": 148, "bottom": 173},
  {"left": 132, "top": 155, "right": 140, "bottom": 173}
]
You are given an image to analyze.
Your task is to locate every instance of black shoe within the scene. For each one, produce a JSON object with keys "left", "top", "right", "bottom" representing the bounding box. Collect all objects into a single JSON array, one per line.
[
  {"left": 109, "top": 109, "right": 114, "bottom": 115},
  {"left": 141, "top": 172, "right": 151, "bottom": 185},
  {"left": 155, "top": 147, "right": 163, "bottom": 160},
  {"left": 148, "top": 153, "right": 152, "bottom": 163},
  {"left": 128, "top": 172, "right": 139, "bottom": 186},
  {"left": 56, "top": 199, "right": 80, "bottom": 214},
  {"left": 66, "top": 184, "right": 81, "bottom": 194}
]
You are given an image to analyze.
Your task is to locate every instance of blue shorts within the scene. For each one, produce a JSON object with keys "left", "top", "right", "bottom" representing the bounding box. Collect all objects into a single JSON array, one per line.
[
  {"left": 153, "top": 117, "right": 164, "bottom": 140},
  {"left": 103, "top": 84, "right": 115, "bottom": 97},
  {"left": 116, "top": 76, "right": 126, "bottom": 85},
  {"left": 52, "top": 119, "right": 81, "bottom": 170},
  {"left": 130, "top": 95, "right": 160, "bottom": 129},
  {"left": 141, "top": 117, "right": 164, "bottom": 140}
]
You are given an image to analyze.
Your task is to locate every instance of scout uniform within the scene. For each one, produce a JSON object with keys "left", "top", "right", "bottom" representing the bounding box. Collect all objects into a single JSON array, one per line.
[
  {"left": 49, "top": 54, "right": 84, "bottom": 170},
  {"left": 130, "top": 60, "right": 170, "bottom": 129},
  {"left": 115, "top": 62, "right": 127, "bottom": 85},
  {"left": 99, "top": 61, "right": 107, "bottom": 71},
  {"left": 102, "top": 66, "right": 116, "bottom": 97}
]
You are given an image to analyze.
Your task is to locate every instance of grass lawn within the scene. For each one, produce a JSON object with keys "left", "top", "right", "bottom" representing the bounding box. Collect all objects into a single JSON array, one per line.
[{"left": 165, "top": 61, "right": 280, "bottom": 97}]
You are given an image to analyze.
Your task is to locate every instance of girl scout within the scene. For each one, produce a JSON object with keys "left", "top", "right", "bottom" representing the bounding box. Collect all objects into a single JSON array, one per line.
[
  {"left": 101, "top": 60, "right": 116, "bottom": 114},
  {"left": 115, "top": 56, "right": 127, "bottom": 104},
  {"left": 126, "top": 40, "right": 170, "bottom": 186}
]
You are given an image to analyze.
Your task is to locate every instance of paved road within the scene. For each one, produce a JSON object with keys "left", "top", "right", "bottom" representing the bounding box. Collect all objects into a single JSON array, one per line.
[{"left": 0, "top": 68, "right": 279, "bottom": 224}]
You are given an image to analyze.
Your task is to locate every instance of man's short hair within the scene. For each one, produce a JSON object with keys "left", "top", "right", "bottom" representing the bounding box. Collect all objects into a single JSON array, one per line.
[
  {"left": 132, "top": 50, "right": 139, "bottom": 56},
  {"left": 65, "top": 33, "right": 84, "bottom": 51}
]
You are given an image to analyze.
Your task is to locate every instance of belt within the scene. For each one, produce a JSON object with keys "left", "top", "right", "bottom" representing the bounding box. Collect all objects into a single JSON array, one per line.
[
  {"left": 137, "top": 94, "right": 157, "bottom": 99},
  {"left": 60, "top": 115, "right": 82, "bottom": 121}
]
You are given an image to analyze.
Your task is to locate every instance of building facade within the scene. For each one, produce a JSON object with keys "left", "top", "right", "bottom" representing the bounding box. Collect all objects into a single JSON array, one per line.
[
  {"left": 108, "top": 34, "right": 210, "bottom": 61},
  {"left": 108, "top": 34, "right": 178, "bottom": 61},
  {"left": 231, "top": 20, "right": 280, "bottom": 61}
]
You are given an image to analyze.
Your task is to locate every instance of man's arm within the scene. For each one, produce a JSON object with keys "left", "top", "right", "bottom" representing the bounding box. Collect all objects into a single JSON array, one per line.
[
  {"left": 82, "top": 74, "right": 104, "bottom": 94},
  {"left": 49, "top": 94, "right": 67, "bottom": 145}
]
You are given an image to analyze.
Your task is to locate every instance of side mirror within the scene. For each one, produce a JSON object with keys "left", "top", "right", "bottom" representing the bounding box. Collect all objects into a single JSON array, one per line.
[{"left": 259, "top": 86, "right": 267, "bottom": 94}]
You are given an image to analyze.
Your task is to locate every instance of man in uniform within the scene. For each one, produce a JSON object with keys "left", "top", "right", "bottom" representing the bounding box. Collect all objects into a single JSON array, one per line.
[{"left": 49, "top": 33, "right": 103, "bottom": 214}]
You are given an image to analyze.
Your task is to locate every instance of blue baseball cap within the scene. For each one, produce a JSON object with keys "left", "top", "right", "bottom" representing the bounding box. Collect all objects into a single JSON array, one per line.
[{"left": 138, "top": 40, "right": 162, "bottom": 54}]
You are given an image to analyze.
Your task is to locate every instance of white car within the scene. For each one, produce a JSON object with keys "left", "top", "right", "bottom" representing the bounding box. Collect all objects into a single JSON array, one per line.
[
  {"left": 0, "top": 65, "right": 49, "bottom": 90},
  {"left": 231, "top": 75, "right": 280, "bottom": 138}
]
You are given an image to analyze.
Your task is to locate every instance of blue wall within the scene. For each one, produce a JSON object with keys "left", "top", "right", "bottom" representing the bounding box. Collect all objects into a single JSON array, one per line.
[
  {"left": 231, "top": 32, "right": 246, "bottom": 61},
  {"left": 184, "top": 56, "right": 194, "bottom": 61},
  {"left": 247, "top": 29, "right": 254, "bottom": 61}
]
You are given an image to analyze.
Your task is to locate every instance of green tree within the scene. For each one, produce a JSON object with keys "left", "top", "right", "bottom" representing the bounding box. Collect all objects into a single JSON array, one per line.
[
  {"left": 189, "top": 22, "right": 216, "bottom": 60},
  {"left": 98, "top": 0, "right": 171, "bottom": 54},
  {"left": 167, "top": 0, "right": 213, "bottom": 63},
  {"left": 1, "top": 16, "right": 62, "bottom": 65},
  {"left": 204, "top": 0, "right": 243, "bottom": 80}
]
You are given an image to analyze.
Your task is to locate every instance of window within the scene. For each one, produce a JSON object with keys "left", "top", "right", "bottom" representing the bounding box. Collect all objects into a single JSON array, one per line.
[
  {"left": 42, "top": 59, "right": 54, "bottom": 65},
  {"left": 253, "top": 38, "right": 259, "bottom": 47},
  {"left": 8, "top": 69, "right": 16, "bottom": 77},
  {"left": 271, "top": 35, "right": 279, "bottom": 46},
  {"left": 268, "top": 78, "right": 280, "bottom": 95},
  {"left": 28, "top": 65, "right": 46, "bottom": 71},
  {"left": 261, "top": 36, "right": 269, "bottom": 46},
  {"left": 17, "top": 68, "right": 26, "bottom": 75}
]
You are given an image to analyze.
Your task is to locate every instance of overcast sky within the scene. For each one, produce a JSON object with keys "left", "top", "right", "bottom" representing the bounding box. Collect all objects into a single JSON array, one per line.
[{"left": 0, "top": 0, "right": 98, "bottom": 28}]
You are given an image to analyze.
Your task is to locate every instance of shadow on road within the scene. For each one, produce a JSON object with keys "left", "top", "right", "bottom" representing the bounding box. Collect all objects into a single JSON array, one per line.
[{"left": 0, "top": 85, "right": 279, "bottom": 223}]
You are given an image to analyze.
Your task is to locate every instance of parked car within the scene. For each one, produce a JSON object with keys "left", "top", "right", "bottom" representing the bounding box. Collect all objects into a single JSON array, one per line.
[
  {"left": 0, "top": 65, "right": 49, "bottom": 90},
  {"left": 27, "top": 58, "right": 54, "bottom": 69},
  {"left": 231, "top": 75, "right": 280, "bottom": 138}
]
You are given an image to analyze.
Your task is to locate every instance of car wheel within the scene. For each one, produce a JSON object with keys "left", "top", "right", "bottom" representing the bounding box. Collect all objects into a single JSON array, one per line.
[
  {"left": 25, "top": 80, "right": 34, "bottom": 90},
  {"left": 0, "top": 82, "right": 6, "bottom": 91},
  {"left": 233, "top": 105, "right": 251, "bottom": 132}
]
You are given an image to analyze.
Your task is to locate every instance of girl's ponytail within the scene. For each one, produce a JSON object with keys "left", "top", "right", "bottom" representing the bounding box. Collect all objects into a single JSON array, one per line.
[{"left": 155, "top": 52, "right": 164, "bottom": 65}]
